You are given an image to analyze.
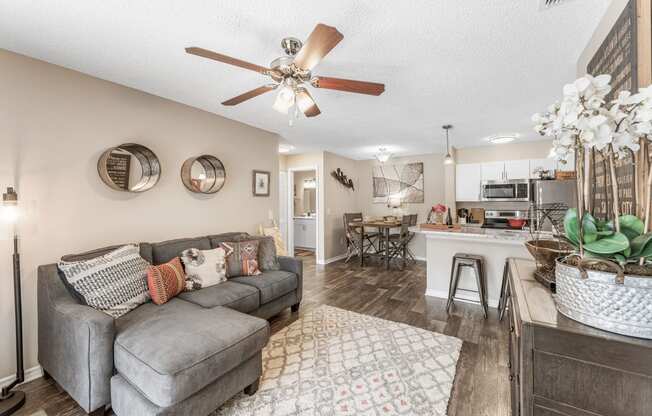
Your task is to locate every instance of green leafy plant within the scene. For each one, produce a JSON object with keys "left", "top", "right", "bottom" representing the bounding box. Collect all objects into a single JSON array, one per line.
[{"left": 564, "top": 208, "right": 652, "bottom": 265}]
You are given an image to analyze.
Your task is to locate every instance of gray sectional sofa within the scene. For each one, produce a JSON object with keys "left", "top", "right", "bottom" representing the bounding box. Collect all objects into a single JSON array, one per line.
[{"left": 37, "top": 233, "right": 303, "bottom": 416}]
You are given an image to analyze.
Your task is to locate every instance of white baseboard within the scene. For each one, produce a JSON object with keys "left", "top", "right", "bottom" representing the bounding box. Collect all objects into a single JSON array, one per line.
[
  {"left": 0, "top": 365, "right": 43, "bottom": 388},
  {"left": 425, "top": 288, "right": 499, "bottom": 309},
  {"left": 317, "top": 253, "right": 348, "bottom": 265}
]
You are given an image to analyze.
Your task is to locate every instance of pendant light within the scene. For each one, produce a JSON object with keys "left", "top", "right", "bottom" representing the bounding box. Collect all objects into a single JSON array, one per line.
[{"left": 443, "top": 124, "right": 454, "bottom": 165}]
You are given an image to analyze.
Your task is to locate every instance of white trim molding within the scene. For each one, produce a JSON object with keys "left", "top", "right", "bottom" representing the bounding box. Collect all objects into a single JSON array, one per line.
[
  {"left": 317, "top": 253, "right": 348, "bottom": 265},
  {"left": 0, "top": 365, "right": 43, "bottom": 388}
]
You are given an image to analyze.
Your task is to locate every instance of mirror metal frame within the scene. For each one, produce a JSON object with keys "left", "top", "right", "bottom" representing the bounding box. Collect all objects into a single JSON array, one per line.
[
  {"left": 180, "top": 155, "right": 226, "bottom": 194},
  {"left": 98, "top": 143, "right": 161, "bottom": 193}
]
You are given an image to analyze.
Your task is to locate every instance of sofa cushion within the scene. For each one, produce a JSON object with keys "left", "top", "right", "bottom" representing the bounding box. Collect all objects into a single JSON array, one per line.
[
  {"left": 230, "top": 270, "right": 297, "bottom": 304},
  {"left": 151, "top": 237, "right": 211, "bottom": 265},
  {"left": 180, "top": 247, "right": 230, "bottom": 290},
  {"left": 221, "top": 240, "right": 262, "bottom": 277},
  {"left": 207, "top": 232, "right": 248, "bottom": 248},
  {"left": 61, "top": 243, "right": 153, "bottom": 264},
  {"left": 178, "top": 281, "right": 259, "bottom": 313},
  {"left": 114, "top": 299, "right": 269, "bottom": 407}
]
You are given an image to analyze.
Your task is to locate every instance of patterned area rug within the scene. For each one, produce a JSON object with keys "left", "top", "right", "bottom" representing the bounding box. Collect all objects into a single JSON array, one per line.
[{"left": 215, "top": 305, "right": 462, "bottom": 415}]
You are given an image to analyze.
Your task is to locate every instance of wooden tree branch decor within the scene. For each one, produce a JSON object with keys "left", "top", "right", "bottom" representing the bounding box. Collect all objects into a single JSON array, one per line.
[{"left": 331, "top": 168, "right": 354, "bottom": 191}]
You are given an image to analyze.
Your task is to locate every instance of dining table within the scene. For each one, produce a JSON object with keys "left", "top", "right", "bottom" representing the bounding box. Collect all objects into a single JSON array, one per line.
[{"left": 349, "top": 219, "right": 403, "bottom": 269}]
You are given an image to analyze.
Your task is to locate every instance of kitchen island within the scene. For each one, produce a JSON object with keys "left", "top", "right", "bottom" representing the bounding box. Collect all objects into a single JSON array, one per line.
[{"left": 412, "top": 225, "right": 539, "bottom": 308}]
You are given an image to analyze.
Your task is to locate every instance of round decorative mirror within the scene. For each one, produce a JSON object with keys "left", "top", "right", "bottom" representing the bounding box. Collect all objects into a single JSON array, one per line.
[
  {"left": 98, "top": 144, "right": 161, "bottom": 193},
  {"left": 180, "top": 155, "right": 226, "bottom": 194}
]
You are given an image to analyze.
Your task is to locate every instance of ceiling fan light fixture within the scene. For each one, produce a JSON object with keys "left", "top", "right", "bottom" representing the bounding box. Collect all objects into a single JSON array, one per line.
[{"left": 272, "top": 79, "right": 297, "bottom": 114}]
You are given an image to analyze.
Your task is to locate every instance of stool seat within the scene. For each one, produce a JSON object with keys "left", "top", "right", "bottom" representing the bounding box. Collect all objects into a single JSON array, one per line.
[{"left": 447, "top": 253, "right": 488, "bottom": 318}]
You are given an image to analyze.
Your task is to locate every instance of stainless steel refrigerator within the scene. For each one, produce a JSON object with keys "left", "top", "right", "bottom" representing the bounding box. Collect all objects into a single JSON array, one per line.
[{"left": 530, "top": 179, "right": 577, "bottom": 231}]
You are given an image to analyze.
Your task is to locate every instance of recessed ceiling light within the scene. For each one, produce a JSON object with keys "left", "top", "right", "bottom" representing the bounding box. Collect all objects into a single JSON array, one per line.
[
  {"left": 278, "top": 143, "right": 295, "bottom": 153},
  {"left": 488, "top": 134, "right": 518, "bottom": 144}
]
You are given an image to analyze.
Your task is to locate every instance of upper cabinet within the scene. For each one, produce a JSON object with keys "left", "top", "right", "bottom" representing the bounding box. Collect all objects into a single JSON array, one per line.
[
  {"left": 456, "top": 163, "right": 483, "bottom": 201},
  {"left": 504, "top": 160, "right": 530, "bottom": 180},
  {"left": 481, "top": 161, "right": 506, "bottom": 181},
  {"left": 480, "top": 160, "right": 530, "bottom": 181}
]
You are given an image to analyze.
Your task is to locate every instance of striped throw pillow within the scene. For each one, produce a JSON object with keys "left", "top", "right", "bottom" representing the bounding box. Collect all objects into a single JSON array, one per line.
[
  {"left": 58, "top": 244, "right": 150, "bottom": 318},
  {"left": 146, "top": 257, "right": 186, "bottom": 305}
]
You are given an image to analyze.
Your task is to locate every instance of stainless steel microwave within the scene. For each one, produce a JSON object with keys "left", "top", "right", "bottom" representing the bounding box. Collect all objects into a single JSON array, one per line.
[{"left": 481, "top": 179, "right": 530, "bottom": 202}]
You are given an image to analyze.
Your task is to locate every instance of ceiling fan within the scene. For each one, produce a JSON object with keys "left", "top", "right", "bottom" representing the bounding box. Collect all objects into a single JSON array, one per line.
[{"left": 185, "top": 23, "right": 385, "bottom": 119}]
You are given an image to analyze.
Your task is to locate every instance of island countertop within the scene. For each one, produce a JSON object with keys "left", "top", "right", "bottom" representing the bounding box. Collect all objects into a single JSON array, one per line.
[{"left": 411, "top": 225, "right": 551, "bottom": 246}]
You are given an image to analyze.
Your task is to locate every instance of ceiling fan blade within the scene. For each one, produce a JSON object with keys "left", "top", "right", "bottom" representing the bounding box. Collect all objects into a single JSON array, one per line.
[
  {"left": 186, "top": 47, "right": 272, "bottom": 75},
  {"left": 293, "top": 23, "right": 343, "bottom": 71},
  {"left": 295, "top": 88, "right": 321, "bottom": 117},
  {"left": 312, "top": 76, "right": 385, "bottom": 96},
  {"left": 222, "top": 85, "right": 275, "bottom": 106}
]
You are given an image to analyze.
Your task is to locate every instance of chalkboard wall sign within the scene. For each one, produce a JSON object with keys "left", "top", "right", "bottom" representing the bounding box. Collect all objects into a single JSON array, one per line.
[{"left": 588, "top": 0, "right": 638, "bottom": 219}]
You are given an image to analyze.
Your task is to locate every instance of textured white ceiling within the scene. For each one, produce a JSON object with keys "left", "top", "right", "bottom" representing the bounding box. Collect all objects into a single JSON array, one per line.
[{"left": 0, "top": 0, "right": 609, "bottom": 159}]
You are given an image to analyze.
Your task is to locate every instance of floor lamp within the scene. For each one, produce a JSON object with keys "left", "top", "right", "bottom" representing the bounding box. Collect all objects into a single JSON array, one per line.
[{"left": 0, "top": 187, "right": 25, "bottom": 416}]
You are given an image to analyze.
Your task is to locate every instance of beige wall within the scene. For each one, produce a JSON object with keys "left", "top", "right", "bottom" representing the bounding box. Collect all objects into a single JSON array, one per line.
[
  {"left": 356, "top": 153, "right": 446, "bottom": 259},
  {"left": 577, "top": 0, "right": 630, "bottom": 76},
  {"left": 323, "top": 152, "right": 359, "bottom": 260},
  {"left": 0, "top": 49, "right": 280, "bottom": 380}
]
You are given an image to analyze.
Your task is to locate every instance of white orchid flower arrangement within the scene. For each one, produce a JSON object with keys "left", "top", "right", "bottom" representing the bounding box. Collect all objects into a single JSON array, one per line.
[{"left": 533, "top": 75, "right": 652, "bottom": 267}]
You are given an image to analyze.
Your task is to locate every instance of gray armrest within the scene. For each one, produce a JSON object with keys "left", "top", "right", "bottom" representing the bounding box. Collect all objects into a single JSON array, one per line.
[
  {"left": 38, "top": 264, "right": 114, "bottom": 413},
  {"left": 278, "top": 256, "right": 303, "bottom": 304}
]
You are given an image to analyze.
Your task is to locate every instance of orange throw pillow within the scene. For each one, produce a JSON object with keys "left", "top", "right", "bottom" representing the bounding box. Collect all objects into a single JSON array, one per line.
[{"left": 146, "top": 257, "right": 186, "bottom": 305}]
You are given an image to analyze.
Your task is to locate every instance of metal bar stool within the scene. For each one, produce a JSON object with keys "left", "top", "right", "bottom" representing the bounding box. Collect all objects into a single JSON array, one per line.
[
  {"left": 498, "top": 259, "right": 510, "bottom": 321},
  {"left": 446, "top": 253, "right": 488, "bottom": 318}
]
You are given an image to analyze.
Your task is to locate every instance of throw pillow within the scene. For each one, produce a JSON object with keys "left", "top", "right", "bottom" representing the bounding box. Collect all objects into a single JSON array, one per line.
[
  {"left": 180, "top": 246, "right": 232, "bottom": 290},
  {"left": 146, "top": 257, "right": 186, "bottom": 305},
  {"left": 221, "top": 240, "right": 262, "bottom": 277},
  {"left": 232, "top": 234, "right": 280, "bottom": 271},
  {"left": 58, "top": 244, "right": 150, "bottom": 318}
]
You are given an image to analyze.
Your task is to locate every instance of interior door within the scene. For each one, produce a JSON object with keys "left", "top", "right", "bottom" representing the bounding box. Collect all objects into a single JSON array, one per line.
[
  {"left": 481, "top": 161, "right": 506, "bottom": 181},
  {"left": 504, "top": 160, "right": 530, "bottom": 180}
]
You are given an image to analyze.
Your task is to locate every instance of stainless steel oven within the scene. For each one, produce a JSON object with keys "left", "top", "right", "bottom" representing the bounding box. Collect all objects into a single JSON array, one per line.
[{"left": 481, "top": 179, "right": 530, "bottom": 202}]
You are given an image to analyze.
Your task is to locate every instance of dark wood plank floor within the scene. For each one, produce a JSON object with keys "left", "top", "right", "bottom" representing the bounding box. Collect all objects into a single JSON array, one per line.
[{"left": 13, "top": 254, "right": 510, "bottom": 416}]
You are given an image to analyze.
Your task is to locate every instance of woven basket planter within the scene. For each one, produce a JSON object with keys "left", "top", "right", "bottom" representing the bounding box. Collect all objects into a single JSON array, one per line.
[{"left": 555, "top": 258, "right": 652, "bottom": 339}]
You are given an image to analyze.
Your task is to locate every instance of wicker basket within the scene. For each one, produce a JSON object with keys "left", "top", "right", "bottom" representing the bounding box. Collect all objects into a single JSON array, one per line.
[
  {"left": 555, "top": 258, "right": 652, "bottom": 339},
  {"left": 525, "top": 240, "right": 574, "bottom": 290}
]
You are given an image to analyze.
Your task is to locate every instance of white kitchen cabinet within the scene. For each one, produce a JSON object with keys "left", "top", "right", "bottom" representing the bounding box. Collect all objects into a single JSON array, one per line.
[
  {"left": 455, "top": 163, "right": 483, "bottom": 201},
  {"left": 481, "top": 161, "right": 506, "bottom": 181},
  {"left": 504, "top": 160, "right": 530, "bottom": 180},
  {"left": 529, "top": 158, "right": 556, "bottom": 179},
  {"left": 294, "top": 218, "right": 316, "bottom": 249}
]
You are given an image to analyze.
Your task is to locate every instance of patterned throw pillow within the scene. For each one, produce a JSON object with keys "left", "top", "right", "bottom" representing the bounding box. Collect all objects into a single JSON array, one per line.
[
  {"left": 58, "top": 244, "right": 150, "bottom": 318},
  {"left": 180, "top": 246, "right": 232, "bottom": 290},
  {"left": 221, "top": 240, "right": 262, "bottom": 277},
  {"left": 232, "top": 234, "right": 280, "bottom": 271},
  {"left": 146, "top": 257, "right": 186, "bottom": 305}
]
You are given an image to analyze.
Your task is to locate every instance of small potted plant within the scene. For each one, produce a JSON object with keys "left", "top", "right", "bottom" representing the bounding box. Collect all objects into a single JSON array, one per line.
[{"left": 533, "top": 75, "right": 652, "bottom": 339}]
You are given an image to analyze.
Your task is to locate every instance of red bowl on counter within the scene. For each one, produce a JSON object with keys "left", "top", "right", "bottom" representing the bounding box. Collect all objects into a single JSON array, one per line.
[{"left": 508, "top": 218, "right": 526, "bottom": 229}]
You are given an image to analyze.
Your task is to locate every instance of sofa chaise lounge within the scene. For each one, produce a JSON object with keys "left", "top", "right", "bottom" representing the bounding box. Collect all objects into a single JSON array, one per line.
[{"left": 37, "top": 232, "right": 303, "bottom": 416}]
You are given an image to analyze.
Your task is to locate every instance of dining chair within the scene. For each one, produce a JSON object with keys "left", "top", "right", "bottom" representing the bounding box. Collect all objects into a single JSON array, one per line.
[
  {"left": 405, "top": 214, "right": 418, "bottom": 263},
  {"left": 387, "top": 215, "right": 412, "bottom": 269},
  {"left": 343, "top": 213, "right": 378, "bottom": 263}
]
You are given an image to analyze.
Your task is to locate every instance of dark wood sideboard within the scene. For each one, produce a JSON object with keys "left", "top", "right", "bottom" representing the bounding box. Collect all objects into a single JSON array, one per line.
[{"left": 507, "top": 258, "right": 652, "bottom": 416}]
